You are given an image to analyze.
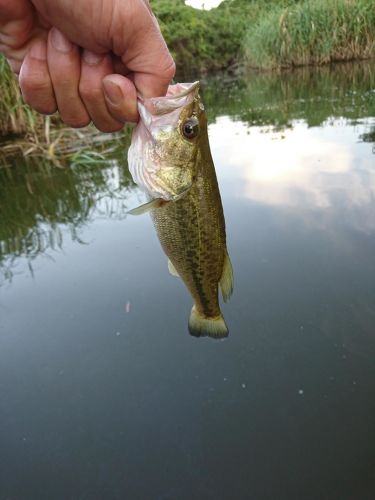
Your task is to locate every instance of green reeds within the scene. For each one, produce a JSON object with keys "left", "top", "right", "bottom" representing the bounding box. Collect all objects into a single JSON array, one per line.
[
  {"left": 0, "top": 54, "right": 133, "bottom": 167},
  {"left": 0, "top": 55, "right": 44, "bottom": 136},
  {"left": 244, "top": 0, "right": 375, "bottom": 69}
]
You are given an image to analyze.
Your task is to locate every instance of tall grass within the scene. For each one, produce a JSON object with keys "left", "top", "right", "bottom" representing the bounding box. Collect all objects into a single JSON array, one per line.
[
  {"left": 244, "top": 0, "right": 375, "bottom": 69},
  {"left": 0, "top": 55, "right": 44, "bottom": 136},
  {"left": 0, "top": 54, "right": 133, "bottom": 165}
]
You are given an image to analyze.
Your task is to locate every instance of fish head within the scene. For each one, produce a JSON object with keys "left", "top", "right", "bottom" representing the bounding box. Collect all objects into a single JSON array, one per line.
[{"left": 128, "top": 81, "right": 207, "bottom": 201}]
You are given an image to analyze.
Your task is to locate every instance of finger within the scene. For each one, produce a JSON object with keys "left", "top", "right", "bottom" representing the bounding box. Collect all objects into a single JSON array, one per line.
[
  {"left": 102, "top": 75, "right": 138, "bottom": 123},
  {"left": 0, "top": 0, "right": 34, "bottom": 47},
  {"left": 79, "top": 50, "right": 124, "bottom": 133},
  {"left": 118, "top": 3, "right": 175, "bottom": 98},
  {"left": 18, "top": 38, "right": 57, "bottom": 114},
  {"left": 47, "top": 27, "right": 90, "bottom": 128},
  {"left": 112, "top": 55, "right": 131, "bottom": 76}
]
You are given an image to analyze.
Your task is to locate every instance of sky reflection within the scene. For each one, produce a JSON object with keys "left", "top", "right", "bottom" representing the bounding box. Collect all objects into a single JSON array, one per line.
[{"left": 211, "top": 116, "right": 375, "bottom": 233}]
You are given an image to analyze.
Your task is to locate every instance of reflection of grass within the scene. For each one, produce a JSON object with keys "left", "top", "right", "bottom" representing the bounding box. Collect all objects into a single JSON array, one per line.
[
  {"left": 0, "top": 143, "right": 134, "bottom": 284},
  {"left": 203, "top": 61, "right": 375, "bottom": 129},
  {"left": 359, "top": 126, "right": 375, "bottom": 145},
  {"left": 245, "top": 0, "right": 375, "bottom": 69}
]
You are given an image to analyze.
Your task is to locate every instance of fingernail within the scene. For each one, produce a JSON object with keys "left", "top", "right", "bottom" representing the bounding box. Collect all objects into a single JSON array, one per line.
[
  {"left": 29, "top": 40, "right": 47, "bottom": 61},
  {"left": 82, "top": 49, "right": 105, "bottom": 65},
  {"left": 50, "top": 27, "right": 72, "bottom": 53},
  {"left": 103, "top": 80, "right": 123, "bottom": 105}
]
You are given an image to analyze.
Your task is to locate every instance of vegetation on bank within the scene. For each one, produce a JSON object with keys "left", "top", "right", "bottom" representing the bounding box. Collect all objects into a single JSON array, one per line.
[
  {"left": 154, "top": 0, "right": 375, "bottom": 74},
  {"left": 152, "top": 0, "right": 256, "bottom": 76},
  {"left": 0, "top": 54, "right": 132, "bottom": 164},
  {"left": 244, "top": 0, "right": 375, "bottom": 69},
  {"left": 0, "top": 0, "right": 375, "bottom": 141}
]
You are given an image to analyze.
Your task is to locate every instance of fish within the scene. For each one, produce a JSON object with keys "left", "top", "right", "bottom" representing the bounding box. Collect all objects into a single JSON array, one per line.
[{"left": 128, "top": 81, "right": 233, "bottom": 339}]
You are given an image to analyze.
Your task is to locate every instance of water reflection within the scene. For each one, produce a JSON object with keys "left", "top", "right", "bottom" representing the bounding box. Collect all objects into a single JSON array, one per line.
[
  {"left": 1, "top": 60, "right": 375, "bottom": 285},
  {"left": 211, "top": 117, "right": 375, "bottom": 233},
  {"left": 1, "top": 62, "right": 375, "bottom": 500},
  {"left": 202, "top": 60, "right": 375, "bottom": 128},
  {"left": 0, "top": 154, "right": 134, "bottom": 283}
]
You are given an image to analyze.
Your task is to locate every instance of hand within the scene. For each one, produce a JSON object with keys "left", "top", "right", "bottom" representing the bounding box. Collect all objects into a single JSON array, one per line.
[{"left": 0, "top": 0, "right": 175, "bottom": 131}]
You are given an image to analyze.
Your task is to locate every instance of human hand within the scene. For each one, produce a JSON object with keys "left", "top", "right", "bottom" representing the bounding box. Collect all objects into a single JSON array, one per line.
[{"left": 0, "top": 0, "right": 175, "bottom": 131}]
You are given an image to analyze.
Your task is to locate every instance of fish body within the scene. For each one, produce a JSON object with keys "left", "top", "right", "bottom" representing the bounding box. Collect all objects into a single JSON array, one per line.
[{"left": 128, "top": 82, "right": 233, "bottom": 338}]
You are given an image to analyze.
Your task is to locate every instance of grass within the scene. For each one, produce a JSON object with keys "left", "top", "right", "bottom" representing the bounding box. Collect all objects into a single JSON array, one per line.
[
  {"left": 0, "top": 54, "right": 133, "bottom": 166},
  {"left": 0, "top": 114, "right": 131, "bottom": 168},
  {"left": 244, "top": 0, "right": 375, "bottom": 69},
  {"left": 0, "top": 55, "right": 44, "bottom": 136}
]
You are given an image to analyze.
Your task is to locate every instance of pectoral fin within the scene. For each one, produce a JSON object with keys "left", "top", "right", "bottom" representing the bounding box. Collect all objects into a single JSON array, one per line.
[
  {"left": 220, "top": 250, "right": 234, "bottom": 302},
  {"left": 168, "top": 259, "right": 180, "bottom": 278},
  {"left": 128, "top": 198, "right": 168, "bottom": 216}
]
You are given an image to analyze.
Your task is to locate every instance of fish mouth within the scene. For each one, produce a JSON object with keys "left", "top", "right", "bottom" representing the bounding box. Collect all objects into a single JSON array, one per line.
[
  {"left": 166, "top": 81, "right": 200, "bottom": 99},
  {"left": 137, "top": 82, "right": 200, "bottom": 102},
  {"left": 137, "top": 82, "right": 201, "bottom": 116}
]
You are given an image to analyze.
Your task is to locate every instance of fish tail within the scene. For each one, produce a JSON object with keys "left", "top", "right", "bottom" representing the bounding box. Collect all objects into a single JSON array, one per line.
[{"left": 188, "top": 306, "right": 229, "bottom": 339}]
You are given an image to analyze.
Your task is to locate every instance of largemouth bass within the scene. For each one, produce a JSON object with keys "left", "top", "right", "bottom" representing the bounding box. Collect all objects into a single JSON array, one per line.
[{"left": 128, "top": 82, "right": 233, "bottom": 338}]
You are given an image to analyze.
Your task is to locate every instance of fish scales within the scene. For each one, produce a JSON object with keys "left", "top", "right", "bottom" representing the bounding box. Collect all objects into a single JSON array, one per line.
[
  {"left": 128, "top": 82, "right": 233, "bottom": 338},
  {"left": 150, "top": 148, "right": 226, "bottom": 319}
]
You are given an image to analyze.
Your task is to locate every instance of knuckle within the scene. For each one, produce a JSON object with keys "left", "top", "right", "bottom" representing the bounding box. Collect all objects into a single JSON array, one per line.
[
  {"left": 79, "top": 83, "right": 102, "bottom": 102},
  {"left": 20, "top": 72, "right": 50, "bottom": 96},
  {"left": 164, "top": 58, "right": 176, "bottom": 81}
]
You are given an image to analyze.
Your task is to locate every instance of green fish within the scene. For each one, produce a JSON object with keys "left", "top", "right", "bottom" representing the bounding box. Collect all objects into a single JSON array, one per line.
[{"left": 128, "top": 82, "right": 233, "bottom": 338}]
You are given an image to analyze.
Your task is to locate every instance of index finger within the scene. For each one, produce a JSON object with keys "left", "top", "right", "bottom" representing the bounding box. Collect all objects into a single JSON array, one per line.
[
  {"left": 0, "top": 0, "right": 34, "bottom": 45},
  {"left": 118, "top": 3, "right": 175, "bottom": 98}
]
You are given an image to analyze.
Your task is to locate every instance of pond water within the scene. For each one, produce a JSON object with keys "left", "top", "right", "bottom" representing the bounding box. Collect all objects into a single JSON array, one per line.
[{"left": 1, "top": 62, "right": 375, "bottom": 500}]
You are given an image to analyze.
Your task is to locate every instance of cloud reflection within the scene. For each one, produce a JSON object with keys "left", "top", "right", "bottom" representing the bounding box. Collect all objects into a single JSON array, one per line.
[{"left": 211, "top": 117, "right": 375, "bottom": 232}]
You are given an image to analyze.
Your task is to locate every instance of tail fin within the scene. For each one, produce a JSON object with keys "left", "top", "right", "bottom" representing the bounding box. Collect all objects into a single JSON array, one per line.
[{"left": 188, "top": 306, "right": 229, "bottom": 339}]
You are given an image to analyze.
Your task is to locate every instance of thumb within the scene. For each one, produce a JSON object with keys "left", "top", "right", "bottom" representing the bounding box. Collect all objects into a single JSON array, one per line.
[{"left": 103, "top": 74, "right": 138, "bottom": 123}]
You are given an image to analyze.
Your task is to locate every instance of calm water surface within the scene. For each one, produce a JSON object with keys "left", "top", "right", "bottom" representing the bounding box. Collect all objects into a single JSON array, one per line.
[{"left": 1, "top": 62, "right": 375, "bottom": 500}]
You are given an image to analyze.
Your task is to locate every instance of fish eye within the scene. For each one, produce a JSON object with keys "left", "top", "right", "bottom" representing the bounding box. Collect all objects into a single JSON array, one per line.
[{"left": 182, "top": 117, "right": 199, "bottom": 139}]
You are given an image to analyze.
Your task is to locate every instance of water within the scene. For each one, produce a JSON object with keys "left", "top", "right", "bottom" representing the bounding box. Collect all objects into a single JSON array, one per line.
[{"left": 1, "top": 62, "right": 375, "bottom": 500}]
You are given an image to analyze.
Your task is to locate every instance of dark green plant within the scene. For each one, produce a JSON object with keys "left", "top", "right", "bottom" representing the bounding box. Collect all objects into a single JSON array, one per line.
[{"left": 245, "top": 0, "right": 375, "bottom": 69}]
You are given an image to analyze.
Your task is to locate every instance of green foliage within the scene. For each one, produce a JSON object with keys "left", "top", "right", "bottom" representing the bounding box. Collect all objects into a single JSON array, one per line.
[
  {"left": 244, "top": 0, "right": 375, "bottom": 69},
  {"left": 152, "top": 0, "right": 253, "bottom": 76},
  {"left": 1, "top": 0, "right": 375, "bottom": 140}
]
